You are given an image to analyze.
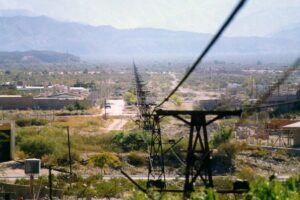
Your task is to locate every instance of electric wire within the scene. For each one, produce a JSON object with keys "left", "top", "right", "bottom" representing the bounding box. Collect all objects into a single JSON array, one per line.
[
  {"left": 154, "top": 0, "right": 248, "bottom": 110},
  {"left": 237, "top": 57, "right": 300, "bottom": 125},
  {"left": 128, "top": 0, "right": 300, "bottom": 193}
]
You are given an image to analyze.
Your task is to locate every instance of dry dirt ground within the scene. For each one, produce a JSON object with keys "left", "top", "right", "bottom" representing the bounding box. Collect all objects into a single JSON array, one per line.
[{"left": 164, "top": 72, "right": 222, "bottom": 110}]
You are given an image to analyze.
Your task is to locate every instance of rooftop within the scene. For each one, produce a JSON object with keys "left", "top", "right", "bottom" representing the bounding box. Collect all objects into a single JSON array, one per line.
[
  {"left": 282, "top": 122, "right": 300, "bottom": 129},
  {"left": 0, "top": 95, "right": 22, "bottom": 97}
]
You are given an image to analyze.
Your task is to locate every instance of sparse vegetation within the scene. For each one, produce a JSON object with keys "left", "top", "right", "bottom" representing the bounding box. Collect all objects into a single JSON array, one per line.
[
  {"left": 16, "top": 118, "right": 48, "bottom": 127},
  {"left": 1, "top": 57, "right": 300, "bottom": 199}
]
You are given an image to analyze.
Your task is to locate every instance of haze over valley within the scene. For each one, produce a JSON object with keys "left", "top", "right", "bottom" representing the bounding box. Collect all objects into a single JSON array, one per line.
[{"left": 0, "top": 10, "right": 300, "bottom": 64}]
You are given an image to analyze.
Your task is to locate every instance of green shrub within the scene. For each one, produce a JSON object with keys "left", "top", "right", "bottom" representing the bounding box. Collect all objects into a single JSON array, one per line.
[
  {"left": 91, "top": 152, "right": 122, "bottom": 174},
  {"left": 244, "top": 177, "right": 300, "bottom": 200},
  {"left": 217, "top": 142, "right": 238, "bottom": 160},
  {"left": 67, "top": 181, "right": 97, "bottom": 198},
  {"left": 31, "top": 118, "right": 48, "bottom": 126},
  {"left": 163, "top": 138, "right": 186, "bottom": 167},
  {"left": 211, "top": 125, "right": 233, "bottom": 148},
  {"left": 46, "top": 149, "right": 80, "bottom": 166},
  {"left": 94, "top": 180, "right": 118, "bottom": 198},
  {"left": 66, "top": 101, "right": 88, "bottom": 111},
  {"left": 16, "top": 118, "right": 48, "bottom": 127},
  {"left": 15, "top": 118, "right": 32, "bottom": 127},
  {"left": 170, "top": 94, "right": 183, "bottom": 106},
  {"left": 66, "top": 177, "right": 133, "bottom": 198},
  {"left": 128, "top": 151, "right": 146, "bottom": 166},
  {"left": 236, "top": 166, "right": 256, "bottom": 182},
  {"left": 17, "top": 126, "right": 79, "bottom": 165},
  {"left": 251, "top": 148, "right": 269, "bottom": 157},
  {"left": 123, "top": 89, "right": 137, "bottom": 105},
  {"left": 191, "top": 188, "right": 218, "bottom": 200},
  {"left": 19, "top": 136, "right": 55, "bottom": 158},
  {"left": 112, "top": 131, "right": 149, "bottom": 152}
]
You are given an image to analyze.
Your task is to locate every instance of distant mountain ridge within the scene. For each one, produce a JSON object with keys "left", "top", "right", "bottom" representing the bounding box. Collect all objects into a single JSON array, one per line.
[
  {"left": 0, "top": 15, "right": 299, "bottom": 63},
  {"left": 269, "top": 23, "right": 300, "bottom": 42},
  {"left": 0, "top": 9, "right": 37, "bottom": 17},
  {"left": 0, "top": 50, "right": 80, "bottom": 64}
]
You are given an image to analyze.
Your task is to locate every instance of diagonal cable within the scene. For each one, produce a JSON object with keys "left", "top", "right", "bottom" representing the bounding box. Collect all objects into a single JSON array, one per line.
[
  {"left": 238, "top": 57, "right": 300, "bottom": 125},
  {"left": 154, "top": 0, "right": 248, "bottom": 110}
]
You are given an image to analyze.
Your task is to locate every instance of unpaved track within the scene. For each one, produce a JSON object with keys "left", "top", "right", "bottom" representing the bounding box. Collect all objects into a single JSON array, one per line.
[{"left": 106, "top": 118, "right": 127, "bottom": 131}]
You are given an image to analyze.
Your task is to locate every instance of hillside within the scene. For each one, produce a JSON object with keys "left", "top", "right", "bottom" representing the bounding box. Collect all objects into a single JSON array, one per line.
[
  {"left": 0, "top": 50, "right": 80, "bottom": 64},
  {"left": 0, "top": 16, "right": 299, "bottom": 63}
]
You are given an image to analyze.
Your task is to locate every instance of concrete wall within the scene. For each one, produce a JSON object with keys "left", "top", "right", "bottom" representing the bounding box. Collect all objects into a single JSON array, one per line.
[
  {"left": 0, "top": 97, "right": 85, "bottom": 110},
  {"left": 33, "top": 98, "right": 79, "bottom": 110},
  {"left": 0, "top": 97, "right": 32, "bottom": 110}
]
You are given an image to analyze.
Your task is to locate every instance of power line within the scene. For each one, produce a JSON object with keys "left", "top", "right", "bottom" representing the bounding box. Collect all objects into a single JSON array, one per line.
[
  {"left": 154, "top": 0, "right": 247, "bottom": 110},
  {"left": 238, "top": 57, "right": 300, "bottom": 124}
]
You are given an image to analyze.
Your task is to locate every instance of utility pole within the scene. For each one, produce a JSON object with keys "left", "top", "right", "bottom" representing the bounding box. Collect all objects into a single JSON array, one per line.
[{"left": 104, "top": 99, "right": 107, "bottom": 120}]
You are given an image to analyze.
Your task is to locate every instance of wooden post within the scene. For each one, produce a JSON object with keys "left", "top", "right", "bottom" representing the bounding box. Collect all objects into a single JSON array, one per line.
[
  {"left": 30, "top": 174, "right": 34, "bottom": 199},
  {"left": 67, "top": 126, "right": 72, "bottom": 174},
  {"left": 48, "top": 167, "right": 53, "bottom": 200}
]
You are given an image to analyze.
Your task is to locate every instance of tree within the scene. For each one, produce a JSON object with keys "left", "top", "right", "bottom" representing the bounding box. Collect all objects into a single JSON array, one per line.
[
  {"left": 74, "top": 101, "right": 86, "bottom": 110},
  {"left": 66, "top": 101, "right": 87, "bottom": 111},
  {"left": 123, "top": 90, "right": 137, "bottom": 105}
]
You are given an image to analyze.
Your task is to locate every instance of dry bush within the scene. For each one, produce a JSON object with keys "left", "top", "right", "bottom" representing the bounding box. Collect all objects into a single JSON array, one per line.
[
  {"left": 127, "top": 151, "right": 146, "bottom": 166},
  {"left": 236, "top": 166, "right": 256, "bottom": 182}
]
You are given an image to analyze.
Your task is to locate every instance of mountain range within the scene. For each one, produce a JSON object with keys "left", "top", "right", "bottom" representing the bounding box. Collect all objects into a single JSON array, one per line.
[
  {"left": 0, "top": 14, "right": 299, "bottom": 64},
  {"left": 0, "top": 50, "right": 80, "bottom": 65}
]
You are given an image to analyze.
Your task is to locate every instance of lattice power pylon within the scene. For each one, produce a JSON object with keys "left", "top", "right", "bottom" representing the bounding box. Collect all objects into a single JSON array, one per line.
[
  {"left": 132, "top": 63, "right": 166, "bottom": 189},
  {"left": 155, "top": 109, "right": 242, "bottom": 197},
  {"left": 147, "top": 114, "right": 166, "bottom": 189},
  {"left": 127, "top": 65, "right": 243, "bottom": 197}
]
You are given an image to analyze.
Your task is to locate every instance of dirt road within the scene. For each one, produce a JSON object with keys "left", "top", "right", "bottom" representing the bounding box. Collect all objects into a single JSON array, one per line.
[
  {"left": 106, "top": 118, "right": 128, "bottom": 131},
  {"left": 103, "top": 99, "right": 134, "bottom": 131}
]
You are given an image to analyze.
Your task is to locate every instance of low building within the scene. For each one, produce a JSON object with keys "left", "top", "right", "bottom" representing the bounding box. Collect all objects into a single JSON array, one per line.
[
  {"left": 282, "top": 122, "right": 300, "bottom": 147},
  {"left": 0, "top": 93, "right": 87, "bottom": 110},
  {"left": 0, "top": 95, "right": 33, "bottom": 110},
  {"left": 33, "top": 93, "right": 85, "bottom": 110},
  {"left": 69, "top": 87, "right": 89, "bottom": 95},
  {"left": 16, "top": 86, "right": 44, "bottom": 91},
  {"left": 39, "top": 93, "right": 85, "bottom": 100}
]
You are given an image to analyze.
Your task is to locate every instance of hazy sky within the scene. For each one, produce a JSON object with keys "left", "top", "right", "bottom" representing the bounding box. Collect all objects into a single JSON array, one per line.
[{"left": 0, "top": 0, "right": 300, "bottom": 36}]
